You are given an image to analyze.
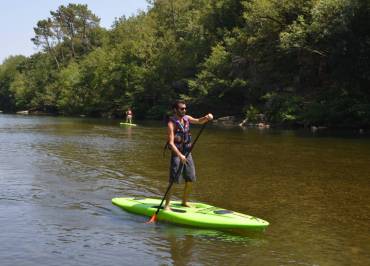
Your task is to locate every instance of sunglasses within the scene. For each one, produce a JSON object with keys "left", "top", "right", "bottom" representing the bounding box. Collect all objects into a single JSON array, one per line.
[{"left": 178, "top": 107, "right": 187, "bottom": 111}]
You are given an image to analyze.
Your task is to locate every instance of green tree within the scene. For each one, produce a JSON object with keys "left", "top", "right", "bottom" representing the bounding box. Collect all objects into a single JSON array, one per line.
[{"left": 0, "top": 56, "right": 26, "bottom": 112}]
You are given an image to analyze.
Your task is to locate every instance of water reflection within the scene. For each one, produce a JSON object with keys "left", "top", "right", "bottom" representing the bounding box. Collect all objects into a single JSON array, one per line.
[
  {"left": 146, "top": 224, "right": 268, "bottom": 266},
  {"left": 160, "top": 225, "right": 267, "bottom": 244}
]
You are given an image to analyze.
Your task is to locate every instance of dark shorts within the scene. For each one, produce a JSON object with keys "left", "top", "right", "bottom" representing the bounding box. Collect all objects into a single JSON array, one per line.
[{"left": 169, "top": 153, "right": 196, "bottom": 183}]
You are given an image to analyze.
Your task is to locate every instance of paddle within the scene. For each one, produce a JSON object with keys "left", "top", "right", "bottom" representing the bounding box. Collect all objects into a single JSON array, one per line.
[{"left": 147, "top": 121, "right": 208, "bottom": 223}]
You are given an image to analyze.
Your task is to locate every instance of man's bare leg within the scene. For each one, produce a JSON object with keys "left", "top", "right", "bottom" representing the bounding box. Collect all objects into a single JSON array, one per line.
[
  {"left": 164, "top": 185, "right": 173, "bottom": 211},
  {"left": 182, "top": 181, "right": 192, "bottom": 207}
]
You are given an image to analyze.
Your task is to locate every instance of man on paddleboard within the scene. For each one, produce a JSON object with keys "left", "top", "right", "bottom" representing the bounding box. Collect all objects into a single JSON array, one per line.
[
  {"left": 125, "top": 108, "right": 133, "bottom": 124},
  {"left": 164, "top": 100, "right": 213, "bottom": 210}
]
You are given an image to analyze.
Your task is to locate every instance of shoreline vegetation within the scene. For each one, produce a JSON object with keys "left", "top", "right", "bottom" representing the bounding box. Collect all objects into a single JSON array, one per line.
[{"left": 1, "top": 1, "right": 370, "bottom": 130}]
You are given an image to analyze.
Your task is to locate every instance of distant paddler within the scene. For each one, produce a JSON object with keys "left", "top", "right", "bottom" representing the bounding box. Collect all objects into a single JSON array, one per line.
[{"left": 125, "top": 108, "right": 133, "bottom": 124}]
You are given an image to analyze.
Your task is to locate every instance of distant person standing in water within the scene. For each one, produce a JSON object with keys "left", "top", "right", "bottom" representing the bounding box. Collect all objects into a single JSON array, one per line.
[
  {"left": 164, "top": 100, "right": 213, "bottom": 210},
  {"left": 125, "top": 108, "right": 133, "bottom": 124}
]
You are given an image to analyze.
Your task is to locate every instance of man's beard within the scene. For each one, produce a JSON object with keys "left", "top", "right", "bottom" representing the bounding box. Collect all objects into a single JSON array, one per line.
[{"left": 176, "top": 110, "right": 185, "bottom": 117}]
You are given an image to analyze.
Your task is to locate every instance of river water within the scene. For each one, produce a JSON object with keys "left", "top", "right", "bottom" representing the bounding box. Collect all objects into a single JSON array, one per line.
[{"left": 0, "top": 114, "right": 369, "bottom": 266}]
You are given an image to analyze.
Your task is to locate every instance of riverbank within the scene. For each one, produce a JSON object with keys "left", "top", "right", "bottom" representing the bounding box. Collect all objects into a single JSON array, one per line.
[{"left": 4, "top": 110, "right": 368, "bottom": 133}]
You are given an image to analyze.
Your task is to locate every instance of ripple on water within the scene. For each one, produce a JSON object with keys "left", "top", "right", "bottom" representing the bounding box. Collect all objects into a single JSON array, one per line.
[{"left": 1, "top": 115, "right": 370, "bottom": 266}]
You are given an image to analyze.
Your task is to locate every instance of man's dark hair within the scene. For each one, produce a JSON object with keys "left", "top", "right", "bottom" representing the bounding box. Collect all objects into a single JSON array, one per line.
[{"left": 172, "top": 99, "right": 186, "bottom": 110}]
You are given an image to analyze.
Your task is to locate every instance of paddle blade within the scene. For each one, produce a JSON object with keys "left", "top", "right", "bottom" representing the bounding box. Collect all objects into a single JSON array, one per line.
[{"left": 146, "top": 214, "right": 157, "bottom": 224}]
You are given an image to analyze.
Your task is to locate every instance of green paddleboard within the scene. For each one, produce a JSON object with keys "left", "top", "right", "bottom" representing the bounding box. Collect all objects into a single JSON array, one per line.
[
  {"left": 112, "top": 197, "right": 269, "bottom": 230},
  {"left": 120, "top": 122, "right": 137, "bottom": 126}
]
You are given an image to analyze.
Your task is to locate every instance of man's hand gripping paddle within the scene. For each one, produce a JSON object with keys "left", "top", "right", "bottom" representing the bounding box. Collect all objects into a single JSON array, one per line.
[{"left": 147, "top": 122, "right": 208, "bottom": 223}]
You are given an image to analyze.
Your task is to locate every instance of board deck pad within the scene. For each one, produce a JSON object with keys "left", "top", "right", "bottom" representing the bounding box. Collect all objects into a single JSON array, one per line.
[{"left": 112, "top": 197, "right": 269, "bottom": 230}]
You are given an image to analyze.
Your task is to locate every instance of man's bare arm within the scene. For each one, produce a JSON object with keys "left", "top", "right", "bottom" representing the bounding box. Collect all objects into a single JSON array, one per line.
[{"left": 187, "top": 113, "right": 213, "bottom": 124}]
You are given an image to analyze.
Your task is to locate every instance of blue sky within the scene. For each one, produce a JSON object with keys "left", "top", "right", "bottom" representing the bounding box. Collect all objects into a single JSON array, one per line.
[{"left": 0, "top": 0, "right": 149, "bottom": 63}]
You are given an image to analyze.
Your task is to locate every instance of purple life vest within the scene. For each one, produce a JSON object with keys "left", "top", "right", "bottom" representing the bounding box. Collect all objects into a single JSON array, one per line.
[{"left": 170, "top": 115, "right": 192, "bottom": 152}]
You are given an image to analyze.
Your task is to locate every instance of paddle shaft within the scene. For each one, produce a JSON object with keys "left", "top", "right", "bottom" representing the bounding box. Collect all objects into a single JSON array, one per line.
[{"left": 154, "top": 122, "right": 208, "bottom": 216}]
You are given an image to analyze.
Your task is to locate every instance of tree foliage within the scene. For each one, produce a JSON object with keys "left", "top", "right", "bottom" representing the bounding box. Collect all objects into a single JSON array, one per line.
[{"left": 0, "top": 0, "right": 369, "bottom": 127}]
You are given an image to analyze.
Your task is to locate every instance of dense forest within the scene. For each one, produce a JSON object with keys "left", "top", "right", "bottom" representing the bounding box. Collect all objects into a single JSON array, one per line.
[{"left": 0, "top": 0, "right": 369, "bottom": 127}]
